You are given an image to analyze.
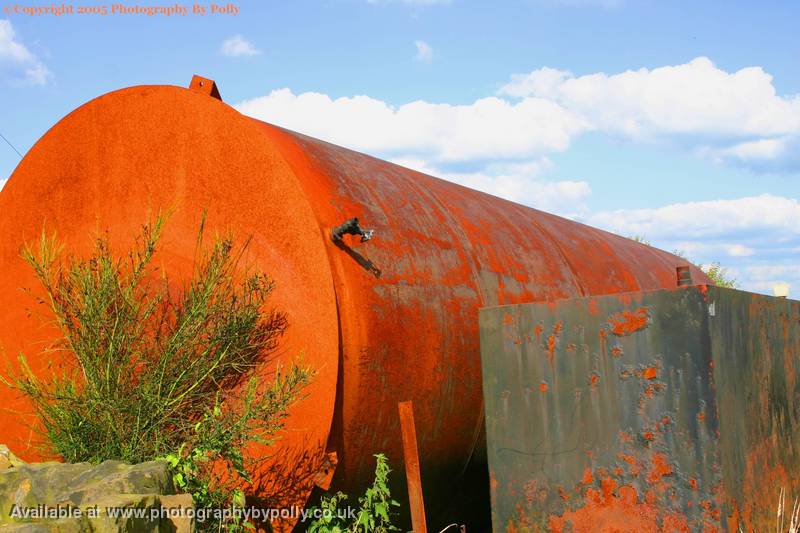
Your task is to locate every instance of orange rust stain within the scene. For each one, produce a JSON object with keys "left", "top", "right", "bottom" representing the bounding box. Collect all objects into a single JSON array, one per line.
[
  {"left": 663, "top": 512, "right": 692, "bottom": 533},
  {"left": 589, "top": 373, "right": 600, "bottom": 387},
  {"left": 588, "top": 298, "right": 600, "bottom": 315},
  {"left": 726, "top": 506, "right": 741, "bottom": 532},
  {"left": 553, "top": 321, "right": 563, "bottom": 335},
  {"left": 533, "top": 323, "right": 543, "bottom": 340},
  {"left": 642, "top": 431, "right": 656, "bottom": 442},
  {"left": 547, "top": 476, "right": 690, "bottom": 533},
  {"left": 689, "top": 478, "right": 699, "bottom": 491},
  {"left": 539, "top": 382, "right": 548, "bottom": 393},
  {"left": 546, "top": 335, "right": 557, "bottom": 362},
  {"left": 611, "top": 345, "right": 624, "bottom": 357},
  {"left": 697, "top": 411, "right": 706, "bottom": 422},
  {"left": 503, "top": 312, "right": 514, "bottom": 325},
  {"left": 608, "top": 307, "right": 650, "bottom": 336},
  {"left": 647, "top": 453, "right": 673, "bottom": 484},
  {"left": 698, "top": 283, "right": 709, "bottom": 300},
  {"left": 581, "top": 467, "right": 593, "bottom": 485},
  {"left": 618, "top": 453, "right": 641, "bottom": 476},
  {"left": 643, "top": 366, "right": 658, "bottom": 380}
]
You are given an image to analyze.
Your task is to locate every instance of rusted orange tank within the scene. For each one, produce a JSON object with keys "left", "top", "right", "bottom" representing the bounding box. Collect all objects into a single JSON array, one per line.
[{"left": 0, "top": 77, "right": 708, "bottom": 530}]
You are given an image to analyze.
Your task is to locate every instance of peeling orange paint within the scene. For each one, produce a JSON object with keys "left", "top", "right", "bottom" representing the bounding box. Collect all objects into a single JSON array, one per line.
[
  {"left": 647, "top": 453, "right": 673, "bottom": 484},
  {"left": 608, "top": 307, "right": 650, "bottom": 336}
]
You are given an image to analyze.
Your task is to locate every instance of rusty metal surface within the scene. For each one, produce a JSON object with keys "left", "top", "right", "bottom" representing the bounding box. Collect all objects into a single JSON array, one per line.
[
  {"left": 0, "top": 80, "right": 710, "bottom": 531},
  {"left": 254, "top": 122, "right": 710, "bottom": 530},
  {"left": 480, "top": 285, "right": 800, "bottom": 532}
]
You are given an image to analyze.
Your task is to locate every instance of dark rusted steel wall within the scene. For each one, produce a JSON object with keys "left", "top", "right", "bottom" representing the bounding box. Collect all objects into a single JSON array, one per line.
[
  {"left": 0, "top": 80, "right": 707, "bottom": 530},
  {"left": 480, "top": 285, "right": 800, "bottom": 532}
]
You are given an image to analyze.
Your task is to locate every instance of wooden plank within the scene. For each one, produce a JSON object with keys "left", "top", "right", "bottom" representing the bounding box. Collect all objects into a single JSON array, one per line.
[{"left": 398, "top": 400, "right": 428, "bottom": 533}]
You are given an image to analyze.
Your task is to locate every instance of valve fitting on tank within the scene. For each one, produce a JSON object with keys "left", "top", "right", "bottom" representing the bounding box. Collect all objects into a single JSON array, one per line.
[{"left": 331, "top": 217, "right": 375, "bottom": 243}]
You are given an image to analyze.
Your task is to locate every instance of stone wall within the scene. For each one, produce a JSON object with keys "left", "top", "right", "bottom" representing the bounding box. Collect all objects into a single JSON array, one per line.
[{"left": 0, "top": 445, "right": 194, "bottom": 532}]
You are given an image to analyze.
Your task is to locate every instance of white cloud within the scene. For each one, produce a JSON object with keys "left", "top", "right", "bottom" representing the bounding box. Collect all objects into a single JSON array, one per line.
[
  {"left": 414, "top": 40, "right": 433, "bottom": 63},
  {"left": 237, "top": 58, "right": 800, "bottom": 174},
  {"left": 584, "top": 194, "right": 800, "bottom": 293},
  {"left": 220, "top": 35, "right": 261, "bottom": 57},
  {"left": 727, "top": 244, "right": 755, "bottom": 257},
  {"left": 700, "top": 135, "right": 800, "bottom": 172},
  {"left": 0, "top": 19, "right": 51, "bottom": 85},
  {"left": 585, "top": 194, "right": 800, "bottom": 240},
  {"left": 390, "top": 157, "right": 590, "bottom": 216},
  {"left": 500, "top": 57, "right": 800, "bottom": 139},
  {"left": 500, "top": 57, "right": 800, "bottom": 169},
  {"left": 236, "top": 89, "right": 588, "bottom": 163}
]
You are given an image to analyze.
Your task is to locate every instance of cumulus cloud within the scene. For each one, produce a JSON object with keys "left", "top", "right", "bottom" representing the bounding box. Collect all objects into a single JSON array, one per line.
[
  {"left": 0, "top": 19, "right": 51, "bottom": 85},
  {"left": 500, "top": 57, "right": 800, "bottom": 169},
  {"left": 583, "top": 194, "right": 800, "bottom": 292},
  {"left": 236, "top": 89, "right": 588, "bottom": 163},
  {"left": 700, "top": 135, "right": 800, "bottom": 172},
  {"left": 584, "top": 194, "right": 800, "bottom": 241},
  {"left": 414, "top": 40, "right": 433, "bottom": 63},
  {"left": 220, "top": 35, "right": 261, "bottom": 57},
  {"left": 391, "top": 157, "right": 591, "bottom": 216}
]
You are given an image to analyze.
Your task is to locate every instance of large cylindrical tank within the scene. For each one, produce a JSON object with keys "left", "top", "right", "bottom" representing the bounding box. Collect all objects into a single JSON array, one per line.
[{"left": 0, "top": 78, "right": 708, "bottom": 530}]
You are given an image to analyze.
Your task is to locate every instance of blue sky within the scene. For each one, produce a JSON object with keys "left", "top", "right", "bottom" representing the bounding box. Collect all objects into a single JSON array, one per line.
[{"left": 1, "top": 0, "right": 798, "bottom": 294}]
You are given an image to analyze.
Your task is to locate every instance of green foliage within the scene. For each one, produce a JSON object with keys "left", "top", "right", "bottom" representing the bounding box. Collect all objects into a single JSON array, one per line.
[
  {"left": 628, "top": 234, "right": 651, "bottom": 246},
  {"left": 4, "top": 215, "right": 313, "bottom": 531},
  {"left": 308, "top": 454, "right": 400, "bottom": 533},
  {"left": 700, "top": 261, "right": 738, "bottom": 288}
]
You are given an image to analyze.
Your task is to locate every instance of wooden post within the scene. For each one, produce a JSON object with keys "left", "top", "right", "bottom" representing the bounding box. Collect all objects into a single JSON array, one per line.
[{"left": 398, "top": 401, "right": 428, "bottom": 533}]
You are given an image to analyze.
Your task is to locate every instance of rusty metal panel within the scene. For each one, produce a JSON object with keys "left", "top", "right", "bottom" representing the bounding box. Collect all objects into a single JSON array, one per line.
[{"left": 480, "top": 285, "right": 800, "bottom": 532}]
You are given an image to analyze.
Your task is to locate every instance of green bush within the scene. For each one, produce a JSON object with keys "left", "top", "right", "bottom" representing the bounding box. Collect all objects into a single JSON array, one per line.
[
  {"left": 308, "top": 453, "right": 400, "bottom": 533},
  {"left": 4, "top": 214, "right": 312, "bottom": 530}
]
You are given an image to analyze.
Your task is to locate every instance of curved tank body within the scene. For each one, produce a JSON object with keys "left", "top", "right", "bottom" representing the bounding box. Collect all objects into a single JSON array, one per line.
[{"left": 0, "top": 79, "right": 709, "bottom": 529}]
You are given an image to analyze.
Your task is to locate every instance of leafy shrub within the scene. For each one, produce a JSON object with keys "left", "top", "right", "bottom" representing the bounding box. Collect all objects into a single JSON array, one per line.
[
  {"left": 700, "top": 261, "right": 737, "bottom": 288},
  {"left": 4, "top": 214, "right": 312, "bottom": 530},
  {"left": 308, "top": 453, "right": 400, "bottom": 533}
]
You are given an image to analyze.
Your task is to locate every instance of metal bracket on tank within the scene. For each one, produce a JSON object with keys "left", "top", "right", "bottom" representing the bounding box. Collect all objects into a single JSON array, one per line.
[
  {"left": 331, "top": 217, "right": 375, "bottom": 243},
  {"left": 189, "top": 75, "right": 222, "bottom": 101}
]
